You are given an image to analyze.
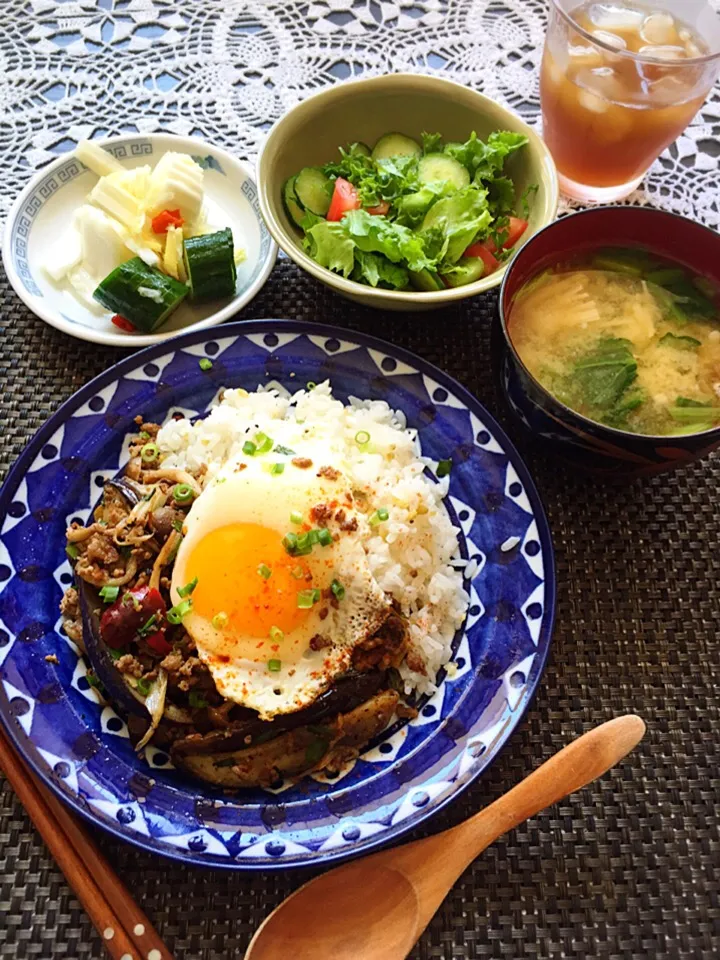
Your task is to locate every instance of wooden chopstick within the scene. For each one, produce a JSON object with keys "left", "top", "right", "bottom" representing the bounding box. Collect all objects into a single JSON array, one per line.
[{"left": 0, "top": 723, "right": 174, "bottom": 960}]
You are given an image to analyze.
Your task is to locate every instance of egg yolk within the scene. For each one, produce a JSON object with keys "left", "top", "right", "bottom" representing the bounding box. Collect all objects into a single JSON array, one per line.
[{"left": 184, "top": 523, "right": 315, "bottom": 658}]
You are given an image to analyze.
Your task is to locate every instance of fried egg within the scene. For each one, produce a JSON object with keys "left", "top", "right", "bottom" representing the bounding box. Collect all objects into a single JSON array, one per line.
[{"left": 170, "top": 451, "right": 391, "bottom": 720}]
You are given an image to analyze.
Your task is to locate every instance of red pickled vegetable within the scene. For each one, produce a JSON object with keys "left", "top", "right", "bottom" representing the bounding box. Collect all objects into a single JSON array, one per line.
[
  {"left": 151, "top": 208, "right": 184, "bottom": 234},
  {"left": 111, "top": 315, "right": 135, "bottom": 332}
]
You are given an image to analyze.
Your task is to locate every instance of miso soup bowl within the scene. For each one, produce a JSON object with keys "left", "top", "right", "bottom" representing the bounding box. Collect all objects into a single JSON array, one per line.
[{"left": 496, "top": 207, "right": 720, "bottom": 479}]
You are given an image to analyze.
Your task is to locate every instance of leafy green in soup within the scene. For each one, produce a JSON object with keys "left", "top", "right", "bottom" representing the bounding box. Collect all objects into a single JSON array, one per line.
[{"left": 508, "top": 247, "right": 720, "bottom": 436}]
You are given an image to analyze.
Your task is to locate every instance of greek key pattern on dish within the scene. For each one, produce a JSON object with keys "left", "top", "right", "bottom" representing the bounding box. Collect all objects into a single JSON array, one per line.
[
  {"left": 1, "top": 0, "right": 719, "bottom": 230},
  {"left": 0, "top": 326, "right": 553, "bottom": 867}
]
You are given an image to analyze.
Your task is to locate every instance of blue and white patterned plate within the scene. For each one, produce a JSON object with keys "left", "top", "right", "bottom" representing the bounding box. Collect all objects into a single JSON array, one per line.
[
  {"left": 0, "top": 321, "right": 555, "bottom": 870},
  {"left": 2, "top": 134, "right": 277, "bottom": 347}
]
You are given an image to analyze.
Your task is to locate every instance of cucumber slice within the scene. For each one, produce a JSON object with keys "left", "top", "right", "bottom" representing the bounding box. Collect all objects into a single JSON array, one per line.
[
  {"left": 294, "top": 167, "right": 332, "bottom": 216},
  {"left": 409, "top": 269, "right": 444, "bottom": 292},
  {"left": 418, "top": 154, "right": 470, "bottom": 190},
  {"left": 283, "top": 176, "right": 306, "bottom": 229},
  {"left": 347, "top": 142, "right": 371, "bottom": 158},
  {"left": 93, "top": 257, "right": 188, "bottom": 333},
  {"left": 443, "top": 257, "right": 485, "bottom": 288},
  {"left": 371, "top": 133, "right": 422, "bottom": 162},
  {"left": 183, "top": 228, "right": 237, "bottom": 302}
]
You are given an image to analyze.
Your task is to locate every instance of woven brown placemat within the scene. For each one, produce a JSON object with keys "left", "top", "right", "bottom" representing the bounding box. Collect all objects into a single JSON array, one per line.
[{"left": 1, "top": 259, "right": 719, "bottom": 960}]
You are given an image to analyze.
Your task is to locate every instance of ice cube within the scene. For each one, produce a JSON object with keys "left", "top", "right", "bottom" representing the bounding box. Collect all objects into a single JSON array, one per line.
[
  {"left": 587, "top": 3, "right": 644, "bottom": 31},
  {"left": 592, "top": 29, "right": 627, "bottom": 50},
  {"left": 641, "top": 12, "right": 677, "bottom": 46},
  {"left": 639, "top": 44, "right": 686, "bottom": 60},
  {"left": 577, "top": 88, "right": 611, "bottom": 114},
  {"left": 568, "top": 43, "right": 604, "bottom": 69}
]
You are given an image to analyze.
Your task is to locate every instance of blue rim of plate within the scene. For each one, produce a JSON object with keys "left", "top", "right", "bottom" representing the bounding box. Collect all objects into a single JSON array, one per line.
[{"left": 0, "top": 320, "right": 555, "bottom": 870}]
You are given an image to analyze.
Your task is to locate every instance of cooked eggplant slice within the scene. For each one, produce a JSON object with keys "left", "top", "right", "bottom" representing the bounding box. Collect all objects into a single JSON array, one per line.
[{"left": 171, "top": 689, "right": 399, "bottom": 788}]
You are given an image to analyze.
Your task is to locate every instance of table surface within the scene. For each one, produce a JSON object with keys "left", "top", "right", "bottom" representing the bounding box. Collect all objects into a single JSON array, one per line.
[{"left": 1, "top": 2, "right": 719, "bottom": 958}]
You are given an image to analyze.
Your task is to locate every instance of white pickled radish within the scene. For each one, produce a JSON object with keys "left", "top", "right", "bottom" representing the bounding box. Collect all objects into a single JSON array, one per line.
[
  {"left": 76, "top": 139, "right": 124, "bottom": 178},
  {"left": 43, "top": 227, "right": 82, "bottom": 281},
  {"left": 74, "top": 205, "right": 133, "bottom": 284},
  {"left": 146, "top": 152, "right": 204, "bottom": 224}
]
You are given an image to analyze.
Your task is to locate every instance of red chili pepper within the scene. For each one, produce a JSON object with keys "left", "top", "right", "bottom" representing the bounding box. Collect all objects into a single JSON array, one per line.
[
  {"left": 111, "top": 315, "right": 135, "bottom": 332},
  {"left": 151, "top": 208, "right": 184, "bottom": 234},
  {"left": 145, "top": 631, "right": 172, "bottom": 656},
  {"left": 100, "top": 586, "right": 167, "bottom": 650}
]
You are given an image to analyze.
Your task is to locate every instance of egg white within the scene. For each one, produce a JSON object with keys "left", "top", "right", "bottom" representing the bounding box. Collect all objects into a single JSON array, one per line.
[{"left": 170, "top": 453, "right": 391, "bottom": 720}]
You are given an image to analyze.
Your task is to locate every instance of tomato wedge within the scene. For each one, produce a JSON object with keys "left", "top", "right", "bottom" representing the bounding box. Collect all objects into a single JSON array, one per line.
[
  {"left": 464, "top": 242, "right": 500, "bottom": 274},
  {"left": 502, "top": 217, "right": 528, "bottom": 249},
  {"left": 151, "top": 208, "right": 184, "bottom": 233},
  {"left": 366, "top": 201, "right": 390, "bottom": 216},
  {"left": 326, "top": 178, "right": 361, "bottom": 221}
]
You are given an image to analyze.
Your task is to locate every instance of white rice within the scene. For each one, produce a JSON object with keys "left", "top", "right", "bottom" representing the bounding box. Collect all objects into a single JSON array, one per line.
[{"left": 156, "top": 381, "right": 468, "bottom": 696}]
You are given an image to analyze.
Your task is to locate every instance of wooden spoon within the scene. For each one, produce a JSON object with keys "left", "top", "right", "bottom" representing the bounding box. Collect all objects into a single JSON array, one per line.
[{"left": 245, "top": 715, "right": 646, "bottom": 960}]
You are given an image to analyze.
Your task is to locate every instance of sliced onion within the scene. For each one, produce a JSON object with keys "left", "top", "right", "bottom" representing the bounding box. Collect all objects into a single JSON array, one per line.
[{"left": 135, "top": 668, "right": 168, "bottom": 751}]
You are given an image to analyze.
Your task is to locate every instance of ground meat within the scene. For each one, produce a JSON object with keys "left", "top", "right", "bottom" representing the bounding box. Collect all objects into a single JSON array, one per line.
[
  {"left": 352, "top": 612, "right": 408, "bottom": 673},
  {"left": 405, "top": 649, "right": 427, "bottom": 676},
  {"left": 116, "top": 654, "right": 145, "bottom": 678},
  {"left": 310, "top": 503, "right": 333, "bottom": 525},
  {"left": 291, "top": 457, "right": 313, "bottom": 469},
  {"left": 317, "top": 466, "right": 340, "bottom": 481},
  {"left": 334, "top": 509, "right": 358, "bottom": 532},
  {"left": 309, "top": 634, "right": 331, "bottom": 651},
  {"left": 60, "top": 588, "right": 84, "bottom": 646},
  {"left": 319, "top": 607, "right": 329, "bottom": 621},
  {"left": 159, "top": 650, "right": 184, "bottom": 675},
  {"left": 176, "top": 656, "right": 211, "bottom": 691},
  {"left": 85, "top": 533, "right": 120, "bottom": 566}
]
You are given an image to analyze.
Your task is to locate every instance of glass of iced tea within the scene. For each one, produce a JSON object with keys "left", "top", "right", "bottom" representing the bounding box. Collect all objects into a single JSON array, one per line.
[{"left": 541, "top": 1, "right": 720, "bottom": 202}]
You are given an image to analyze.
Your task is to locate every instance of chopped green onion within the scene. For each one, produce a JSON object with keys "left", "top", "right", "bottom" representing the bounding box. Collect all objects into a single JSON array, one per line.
[
  {"left": 308, "top": 529, "right": 320, "bottom": 546},
  {"left": 270, "top": 462, "right": 285, "bottom": 475},
  {"left": 108, "top": 647, "right": 123, "bottom": 661},
  {"left": 65, "top": 544, "right": 79, "bottom": 560},
  {"left": 296, "top": 532, "right": 310, "bottom": 552},
  {"left": 291, "top": 565, "right": 304, "bottom": 579},
  {"left": 243, "top": 440, "right": 257, "bottom": 456},
  {"left": 254, "top": 432, "right": 273, "bottom": 454},
  {"left": 167, "top": 597, "right": 193, "bottom": 625},
  {"left": 199, "top": 358, "right": 213, "bottom": 371},
  {"left": 136, "top": 677, "right": 153, "bottom": 697},
  {"left": 318, "top": 528, "right": 333, "bottom": 546},
  {"left": 267, "top": 658, "right": 282, "bottom": 672},
  {"left": 257, "top": 563, "right": 272, "bottom": 580},
  {"left": 189, "top": 691, "right": 208, "bottom": 708},
  {"left": 436, "top": 459, "right": 452, "bottom": 478},
  {"left": 99, "top": 585, "right": 120, "bottom": 603},
  {"left": 173, "top": 483, "right": 195, "bottom": 504},
  {"left": 137, "top": 613, "right": 159, "bottom": 637},
  {"left": 369, "top": 507, "right": 389, "bottom": 526},
  {"left": 172, "top": 519, "right": 184, "bottom": 533},
  {"left": 297, "top": 589, "right": 319, "bottom": 609},
  {"left": 141, "top": 442, "right": 159, "bottom": 463},
  {"left": 212, "top": 611, "right": 228, "bottom": 629},
  {"left": 355, "top": 430, "right": 370, "bottom": 446},
  {"left": 306, "top": 381, "right": 317, "bottom": 390},
  {"left": 177, "top": 576, "right": 198, "bottom": 598},
  {"left": 167, "top": 534, "right": 183, "bottom": 564},
  {"left": 274, "top": 444, "right": 296, "bottom": 456},
  {"left": 282, "top": 532, "right": 298, "bottom": 554},
  {"left": 139, "top": 431, "right": 150, "bottom": 440},
  {"left": 269, "top": 625, "right": 284, "bottom": 642},
  {"left": 331, "top": 579, "right": 345, "bottom": 600},
  {"left": 123, "top": 592, "right": 141, "bottom": 611},
  {"left": 290, "top": 510, "right": 303, "bottom": 524}
]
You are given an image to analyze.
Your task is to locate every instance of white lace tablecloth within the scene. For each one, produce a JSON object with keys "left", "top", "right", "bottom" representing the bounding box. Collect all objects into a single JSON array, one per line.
[{"left": 2, "top": 0, "right": 720, "bottom": 232}]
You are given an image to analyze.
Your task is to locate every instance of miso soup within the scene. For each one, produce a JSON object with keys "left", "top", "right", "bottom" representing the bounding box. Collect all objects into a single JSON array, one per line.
[{"left": 508, "top": 247, "right": 720, "bottom": 436}]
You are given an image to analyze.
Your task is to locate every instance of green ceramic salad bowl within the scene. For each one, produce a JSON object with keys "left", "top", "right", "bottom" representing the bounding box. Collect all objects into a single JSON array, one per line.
[{"left": 257, "top": 73, "right": 559, "bottom": 311}]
